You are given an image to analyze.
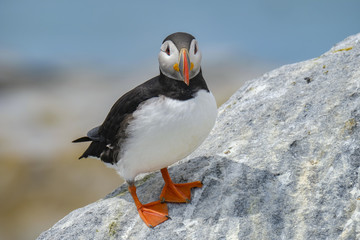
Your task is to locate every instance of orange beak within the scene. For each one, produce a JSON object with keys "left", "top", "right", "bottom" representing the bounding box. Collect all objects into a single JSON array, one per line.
[{"left": 178, "top": 48, "right": 190, "bottom": 86}]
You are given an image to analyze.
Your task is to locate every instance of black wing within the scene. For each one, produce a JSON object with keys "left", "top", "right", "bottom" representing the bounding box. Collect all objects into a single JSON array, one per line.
[{"left": 74, "top": 76, "right": 163, "bottom": 162}]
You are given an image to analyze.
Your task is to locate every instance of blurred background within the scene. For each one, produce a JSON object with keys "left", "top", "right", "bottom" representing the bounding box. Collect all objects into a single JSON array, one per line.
[{"left": 0, "top": 1, "right": 359, "bottom": 239}]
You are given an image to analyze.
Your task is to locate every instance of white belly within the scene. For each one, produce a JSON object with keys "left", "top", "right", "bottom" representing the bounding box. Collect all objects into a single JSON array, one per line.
[{"left": 114, "top": 90, "right": 217, "bottom": 181}]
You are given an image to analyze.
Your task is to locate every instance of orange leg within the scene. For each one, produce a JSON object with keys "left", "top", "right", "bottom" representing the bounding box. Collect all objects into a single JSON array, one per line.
[
  {"left": 159, "top": 168, "right": 203, "bottom": 203},
  {"left": 128, "top": 184, "right": 169, "bottom": 228}
]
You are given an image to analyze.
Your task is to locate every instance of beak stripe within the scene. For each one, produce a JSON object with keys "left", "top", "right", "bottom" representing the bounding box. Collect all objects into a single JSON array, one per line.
[{"left": 183, "top": 50, "right": 190, "bottom": 85}]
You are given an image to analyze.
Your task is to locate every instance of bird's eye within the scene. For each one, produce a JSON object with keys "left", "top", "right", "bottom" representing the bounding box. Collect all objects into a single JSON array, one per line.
[
  {"left": 165, "top": 46, "right": 170, "bottom": 56},
  {"left": 194, "top": 43, "right": 198, "bottom": 55}
]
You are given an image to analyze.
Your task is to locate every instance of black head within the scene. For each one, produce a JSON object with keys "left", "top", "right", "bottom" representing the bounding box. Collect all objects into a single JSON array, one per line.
[
  {"left": 158, "top": 32, "right": 201, "bottom": 85},
  {"left": 162, "top": 32, "right": 195, "bottom": 51}
]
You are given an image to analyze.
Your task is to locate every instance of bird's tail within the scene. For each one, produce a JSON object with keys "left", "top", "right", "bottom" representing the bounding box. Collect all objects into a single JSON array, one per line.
[
  {"left": 72, "top": 136, "right": 92, "bottom": 143},
  {"left": 72, "top": 136, "right": 107, "bottom": 159},
  {"left": 78, "top": 141, "right": 107, "bottom": 159}
]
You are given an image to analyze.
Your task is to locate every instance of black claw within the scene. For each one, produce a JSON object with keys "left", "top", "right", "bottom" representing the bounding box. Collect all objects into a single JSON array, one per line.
[
  {"left": 166, "top": 215, "right": 171, "bottom": 219},
  {"left": 160, "top": 197, "right": 166, "bottom": 203}
]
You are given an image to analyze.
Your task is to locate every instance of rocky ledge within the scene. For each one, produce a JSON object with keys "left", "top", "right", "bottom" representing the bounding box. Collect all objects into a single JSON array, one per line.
[{"left": 38, "top": 34, "right": 360, "bottom": 240}]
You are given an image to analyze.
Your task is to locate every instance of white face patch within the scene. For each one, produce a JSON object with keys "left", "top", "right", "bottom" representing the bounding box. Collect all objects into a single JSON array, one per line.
[
  {"left": 188, "top": 40, "right": 202, "bottom": 78},
  {"left": 158, "top": 39, "right": 202, "bottom": 81},
  {"left": 158, "top": 40, "right": 180, "bottom": 80}
]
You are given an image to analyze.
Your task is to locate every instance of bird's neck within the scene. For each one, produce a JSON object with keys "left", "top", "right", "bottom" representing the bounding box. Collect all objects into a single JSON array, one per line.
[{"left": 159, "top": 69, "right": 209, "bottom": 93}]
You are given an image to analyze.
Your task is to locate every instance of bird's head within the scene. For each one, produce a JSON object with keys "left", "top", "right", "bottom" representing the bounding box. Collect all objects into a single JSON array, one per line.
[{"left": 158, "top": 32, "right": 202, "bottom": 86}]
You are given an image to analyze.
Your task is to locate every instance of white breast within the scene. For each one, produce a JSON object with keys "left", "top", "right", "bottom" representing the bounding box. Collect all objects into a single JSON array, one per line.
[{"left": 113, "top": 90, "right": 217, "bottom": 181}]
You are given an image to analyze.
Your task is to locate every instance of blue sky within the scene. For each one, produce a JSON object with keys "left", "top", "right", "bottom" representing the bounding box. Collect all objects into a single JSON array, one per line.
[{"left": 0, "top": 0, "right": 359, "bottom": 70}]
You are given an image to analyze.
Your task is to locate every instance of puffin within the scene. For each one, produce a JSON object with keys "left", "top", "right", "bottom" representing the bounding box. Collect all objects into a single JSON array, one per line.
[{"left": 73, "top": 32, "right": 217, "bottom": 228}]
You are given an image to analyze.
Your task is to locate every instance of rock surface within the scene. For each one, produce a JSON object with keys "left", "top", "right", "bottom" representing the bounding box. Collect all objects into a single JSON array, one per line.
[{"left": 37, "top": 34, "right": 360, "bottom": 240}]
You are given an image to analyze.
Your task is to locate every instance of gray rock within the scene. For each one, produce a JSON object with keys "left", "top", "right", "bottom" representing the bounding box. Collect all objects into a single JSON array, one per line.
[{"left": 37, "top": 34, "right": 360, "bottom": 240}]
